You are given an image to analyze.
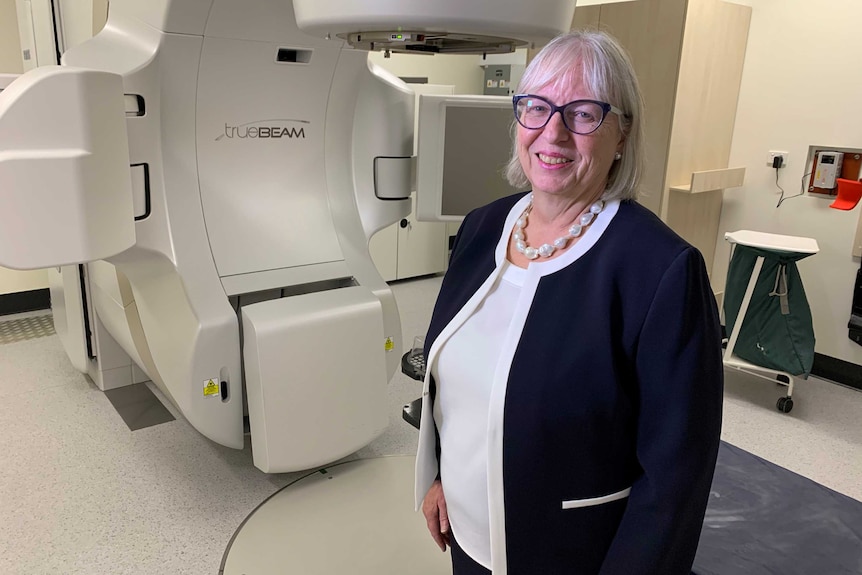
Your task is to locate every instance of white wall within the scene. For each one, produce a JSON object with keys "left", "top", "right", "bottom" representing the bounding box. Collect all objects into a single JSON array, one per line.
[
  {"left": 368, "top": 51, "right": 484, "bottom": 95},
  {"left": 715, "top": 0, "right": 862, "bottom": 364},
  {"left": 0, "top": 267, "right": 49, "bottom": 296}
]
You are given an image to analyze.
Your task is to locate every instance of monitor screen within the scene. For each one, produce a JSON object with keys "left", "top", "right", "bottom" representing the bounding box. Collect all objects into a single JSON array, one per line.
[{"left": 416, "top": 94, "right": 527, "bottom": 222}]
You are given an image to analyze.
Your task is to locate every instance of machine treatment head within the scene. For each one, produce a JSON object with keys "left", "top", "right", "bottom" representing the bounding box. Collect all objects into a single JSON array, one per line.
[{"left": 292, "top": 0, "right": 576, "bottom": 54}]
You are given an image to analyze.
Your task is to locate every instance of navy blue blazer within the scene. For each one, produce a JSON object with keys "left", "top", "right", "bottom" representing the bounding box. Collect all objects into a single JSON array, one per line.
[{"left": 417, "top": 193, "right": 723, "bottom": 574}]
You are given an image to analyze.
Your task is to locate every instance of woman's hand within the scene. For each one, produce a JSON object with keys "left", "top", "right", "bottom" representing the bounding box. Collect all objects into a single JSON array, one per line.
[{"left": 422, "top": 479, "right": 450, "bottom": 551}]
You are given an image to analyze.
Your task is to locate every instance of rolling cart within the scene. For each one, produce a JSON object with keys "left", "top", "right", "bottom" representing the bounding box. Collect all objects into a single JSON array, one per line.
[{"left": 722, "top": 231, "right": 819, "bottom": 413}]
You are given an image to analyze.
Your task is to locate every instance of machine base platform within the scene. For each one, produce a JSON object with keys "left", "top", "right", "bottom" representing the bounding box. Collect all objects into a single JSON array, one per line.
[{"left": 220, "top": 456, "right": 450, "bottom": 575}]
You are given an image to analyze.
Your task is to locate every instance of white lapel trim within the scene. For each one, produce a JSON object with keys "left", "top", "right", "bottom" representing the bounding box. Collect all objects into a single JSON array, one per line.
[
  {"left": 485, "top": 262, "right": 541, "bottom": 575},
  {"left": 527, "top": 199, "right": 620, "bottom": 277}
]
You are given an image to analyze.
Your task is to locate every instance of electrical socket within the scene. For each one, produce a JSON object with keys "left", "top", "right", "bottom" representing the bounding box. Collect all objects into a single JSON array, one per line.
[{"left": 767, "top": 151, "right": 789, "bottom": 167}]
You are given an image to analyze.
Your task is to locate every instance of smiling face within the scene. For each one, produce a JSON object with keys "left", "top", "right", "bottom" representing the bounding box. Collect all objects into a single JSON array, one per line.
[{"left": 516, "top": 65, "right": 625, "bottom": 204}]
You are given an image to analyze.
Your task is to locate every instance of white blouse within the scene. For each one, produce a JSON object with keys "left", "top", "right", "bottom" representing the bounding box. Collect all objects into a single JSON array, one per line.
[{"left": 432, "top": 261, "right": 526, "bottom": 569}]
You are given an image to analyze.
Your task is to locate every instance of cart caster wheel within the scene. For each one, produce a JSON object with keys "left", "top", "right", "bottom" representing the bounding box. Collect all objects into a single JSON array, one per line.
[{"left": 777, "top": 396, "right": 794, "bottom": 413}]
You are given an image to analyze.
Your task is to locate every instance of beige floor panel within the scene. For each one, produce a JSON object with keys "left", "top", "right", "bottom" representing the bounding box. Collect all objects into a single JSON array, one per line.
[{"left": 221, "top": 456, "right": 450, "bottom": 575}]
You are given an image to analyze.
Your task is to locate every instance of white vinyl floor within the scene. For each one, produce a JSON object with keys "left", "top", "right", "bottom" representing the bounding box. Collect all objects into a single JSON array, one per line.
[{"left": 1, "top": 274, "right": 862, "bottom": 575}]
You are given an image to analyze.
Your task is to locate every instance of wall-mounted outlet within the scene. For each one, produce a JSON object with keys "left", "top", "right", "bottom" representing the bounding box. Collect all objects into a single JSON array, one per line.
[{"left": 767, "top": 150, "right": 789, "bottom": 167}]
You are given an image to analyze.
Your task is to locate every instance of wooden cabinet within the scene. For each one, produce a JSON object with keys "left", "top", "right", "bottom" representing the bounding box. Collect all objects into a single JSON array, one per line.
[{"left": 573, "top": 0, "right": 751, "bottom": 273}]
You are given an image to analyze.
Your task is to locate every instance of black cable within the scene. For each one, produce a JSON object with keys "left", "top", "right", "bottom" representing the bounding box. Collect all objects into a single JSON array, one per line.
[
  {"left": 776, "top": 171, "right": 811, "bottom": 208},
  {"left": 48, "top": 0, "right": 63, "bottom": 65}
]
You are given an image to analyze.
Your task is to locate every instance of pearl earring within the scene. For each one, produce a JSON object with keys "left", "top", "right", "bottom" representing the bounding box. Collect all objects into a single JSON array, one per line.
[{"left": 614, "top": 152, "right": 622, "bottom": 161}]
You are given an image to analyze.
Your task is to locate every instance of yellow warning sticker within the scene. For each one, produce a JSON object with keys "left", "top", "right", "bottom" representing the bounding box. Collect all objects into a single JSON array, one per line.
[
  {"left": 203, "top": 379, "right": 220, "bottom": 398},
  {"left": 384, "top": 337, "right": 395, "bottom": 352}
]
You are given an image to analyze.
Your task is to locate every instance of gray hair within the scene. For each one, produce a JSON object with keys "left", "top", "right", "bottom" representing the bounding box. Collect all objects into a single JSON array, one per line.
[{"left": 505, "top": 29, "right": 645, "bottom": 202}]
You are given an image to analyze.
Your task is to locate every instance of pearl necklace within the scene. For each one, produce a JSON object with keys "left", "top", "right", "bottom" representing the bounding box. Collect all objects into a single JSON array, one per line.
[{"left": 512, "top": 196, "right": 605, "bottom": 260}]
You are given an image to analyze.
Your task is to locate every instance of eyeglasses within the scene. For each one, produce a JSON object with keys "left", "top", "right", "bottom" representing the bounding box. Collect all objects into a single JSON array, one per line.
[{"left": 512, "top": 94, "right": 624, "bottom": 135}]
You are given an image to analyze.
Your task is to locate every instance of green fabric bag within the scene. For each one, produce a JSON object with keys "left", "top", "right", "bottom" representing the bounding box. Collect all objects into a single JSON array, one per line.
[{"left": 723, "top": 244, "right": 816, "bottom": 376}]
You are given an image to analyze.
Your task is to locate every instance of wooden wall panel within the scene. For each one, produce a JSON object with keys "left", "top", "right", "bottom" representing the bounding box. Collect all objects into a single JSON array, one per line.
[
  {"left": 664, "top": 0, "right": 751, "bottom": 271},
  {"left": 564, "top": 0, "right": 751, "bottom": 275},
  {"left": 0, "top": 0, "right": 23, "bottom": 73},
  {"left": 572, "top": 5, "right": 600, "bottom": 29},
  {"left": 590, "top": 0, "right": 687, "bottom": 216}
]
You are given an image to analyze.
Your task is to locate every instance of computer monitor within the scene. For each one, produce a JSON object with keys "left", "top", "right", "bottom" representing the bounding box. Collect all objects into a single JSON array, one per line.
[{"left": 415, "top": 94, "right": 526, "bottom": 222}]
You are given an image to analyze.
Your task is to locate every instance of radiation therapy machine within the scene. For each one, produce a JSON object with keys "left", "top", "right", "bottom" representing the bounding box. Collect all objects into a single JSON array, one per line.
[{"left": 0, "top": 0, "right": 572, "bottom": 472}]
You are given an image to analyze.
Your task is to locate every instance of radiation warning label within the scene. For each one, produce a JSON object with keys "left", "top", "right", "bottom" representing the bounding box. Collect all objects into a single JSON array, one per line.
[{"left": 203, "top": 379, "right": 220, "bottom": 398}]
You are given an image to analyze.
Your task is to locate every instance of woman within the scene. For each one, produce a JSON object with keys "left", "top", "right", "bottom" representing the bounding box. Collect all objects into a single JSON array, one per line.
[{"left": 415, "top": 30, "right": 723, "bottom": 575}]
